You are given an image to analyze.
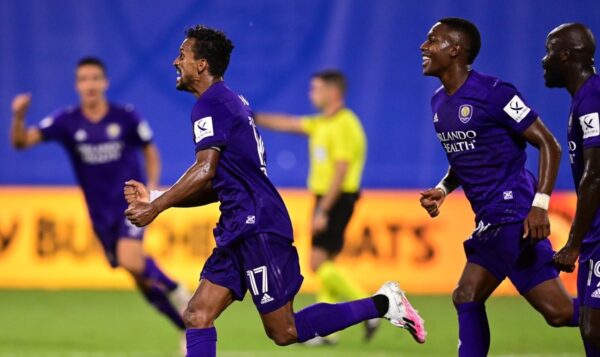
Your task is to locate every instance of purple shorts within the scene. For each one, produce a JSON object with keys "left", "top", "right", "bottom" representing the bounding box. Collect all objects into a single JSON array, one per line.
[
  {"left": 201, "top": 233, "right": 303, "bottom": 314},
  {"left": 94, "top": 216, "right": 145, "bottom": 268},
  {"left": 464, "top": 221, "right": 559, "bottom": 295},
  {"left": 578, "top": 242, "right": 600, "bottom": 310}
]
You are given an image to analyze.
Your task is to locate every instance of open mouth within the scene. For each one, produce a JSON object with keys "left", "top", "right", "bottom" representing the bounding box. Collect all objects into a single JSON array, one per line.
[
  {"left": 422, "top": 55, "right": 431, "bottom": 67},
  {"left": 176, "top": 67, "right": 182, "bottom": 81}
]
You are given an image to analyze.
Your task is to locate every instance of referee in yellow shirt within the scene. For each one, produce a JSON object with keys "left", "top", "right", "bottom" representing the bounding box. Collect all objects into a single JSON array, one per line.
[{"left": 256, "top": 70, "right": 378, "bottom": 344}]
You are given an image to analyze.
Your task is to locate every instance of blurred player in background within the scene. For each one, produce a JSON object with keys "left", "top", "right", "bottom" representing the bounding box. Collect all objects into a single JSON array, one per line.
[
  {"left": 123, "top": 25, "right": 425, "bottom": 357},
  {"left": 419, "top": 18, "right": 580, "bottom": 356},
  {"left": 544, "top": 23, "right": 600, "bottom": 355},
  {"left": 10, "top": 57, "right": 189, "bottom": 341},
  {"left": 255, "top": 70, "right": 377, "bottom": 344}
]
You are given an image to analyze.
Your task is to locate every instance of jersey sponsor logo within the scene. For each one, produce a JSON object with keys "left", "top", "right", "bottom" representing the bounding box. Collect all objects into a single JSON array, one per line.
[
  {"left": 458, "top": 104, "right": 473, "bottom": 123},
  {"left": 503, "top": 191, "right": 513, "bottom": 200},
  {"left": 193, "top": 116, "right": 214, "bottom": 143},
  {"left": 76, "top": 142, "right": 124, "bottom": 164},
  {"left": 437, "top": 130, "right": 477, "bottom": 153},
  {"left": 137, "top": 121, "right": 153, "bottom": 141},
  {"left": 579, "top": 112, "right": 600, "bottom": 139},
  {"left": 433, "top": 113, "right": 439, "bottom": 123},
  {"left": 39, "top": 116, "right": 54, "bottom": 129},
  {"left": 502, "top": 95, "right": 531, "bottom": 123},
  {"left": 74, "top": 129, "right": 87, "bottom": 142},
  {"left": 106, "top": 123, "right": 121, "bottom": 139}
]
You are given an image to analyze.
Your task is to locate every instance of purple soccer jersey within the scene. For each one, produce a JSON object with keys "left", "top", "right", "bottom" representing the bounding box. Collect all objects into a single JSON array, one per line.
[
  {"left": 190, "top": 81, "right": 293, "bottom": 246},
  {"left": 431, "top": 71, "right": 539, "bottom": 224},
  {"left": 568, "top": 74, "right": 600, "bottom": 250},
  {"left": 36, "top": 104, "right": 152, "bottom": 263}
]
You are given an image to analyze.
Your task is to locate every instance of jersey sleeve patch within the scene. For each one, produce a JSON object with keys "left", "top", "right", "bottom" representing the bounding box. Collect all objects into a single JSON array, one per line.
[
  {"left": 193, "top": 116, "right": 214, "bottom": 143},
  {"left": 502, "top": 95, "right": 531, "bottom": 123},
  {"left": 580, "top": 112, "right": 600, "bottom": 139},
  {"left": 39, "top": 116, "right": 55, "bottom": 129},
  {"left": 137, "top": 121, "right": 154, "bottom": 142}
]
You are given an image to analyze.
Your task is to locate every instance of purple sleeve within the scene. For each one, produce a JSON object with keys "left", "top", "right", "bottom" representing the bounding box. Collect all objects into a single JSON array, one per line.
[
  {"left": 487, "top": 83, "right": 538, "bottom": 133},
  {"left": 37, "top": 110, "right": 68, "bottom": 142},
  {"left": 126, "top": 108, "right": 154, "bottom": 147},
  {"left": 191, "top": 102, "right": 232, "bottom": 152},
  {"left": 576, "top": 89, "right": 600, "bottom": 149}
]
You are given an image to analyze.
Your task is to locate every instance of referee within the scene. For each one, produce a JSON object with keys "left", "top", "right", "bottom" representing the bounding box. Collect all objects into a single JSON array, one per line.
[{"left": 256, "top": 70, "right": 377, "bottom": 344}]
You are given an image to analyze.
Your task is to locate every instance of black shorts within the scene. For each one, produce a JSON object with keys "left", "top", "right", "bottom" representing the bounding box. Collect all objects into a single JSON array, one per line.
[{"left": 312, "top": 192, "right": 359, "bottom": 254}]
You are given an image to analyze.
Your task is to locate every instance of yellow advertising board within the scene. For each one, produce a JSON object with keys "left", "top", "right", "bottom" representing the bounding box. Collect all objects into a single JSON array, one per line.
[{"left": 0, "top": 187, "right": 578, "bottom": 295}]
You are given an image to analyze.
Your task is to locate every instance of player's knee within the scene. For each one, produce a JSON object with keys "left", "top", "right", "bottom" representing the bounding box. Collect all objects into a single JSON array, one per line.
[
  {"left": 543, "top": 306, "right": 573, "bottom": 327},
  {"left": 183, "top": 304, "right": 215, "bottom": 329},
  {"left": 452, "top": 286, "right": 477, "bottom": 306},
  {"left": 265, "top": 324, "right": 297, "bottom": 346}
]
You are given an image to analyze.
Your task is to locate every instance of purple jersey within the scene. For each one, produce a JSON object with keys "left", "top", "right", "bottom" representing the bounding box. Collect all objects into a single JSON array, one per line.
[
  {"left": 431, "top": 71, "right": 539, "bottom": 224},
  {"left": 568, "top": 74, "right": 600, "bottom": 247},
  {"left": 190, "top": 81, "right": 293, "bottom": 246},
  {"left": 37, "top": 104, "right": 153, "bottom": 229}
]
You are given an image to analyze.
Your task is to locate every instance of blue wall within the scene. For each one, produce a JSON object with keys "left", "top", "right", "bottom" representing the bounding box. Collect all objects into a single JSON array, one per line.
[{"left": 1, "top": 0, "right": 598, "bottom": 189}]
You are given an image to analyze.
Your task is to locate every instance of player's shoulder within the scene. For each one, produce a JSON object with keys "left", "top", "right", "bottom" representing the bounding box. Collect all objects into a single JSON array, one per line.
[
  {"left": 577, "top": 75, "right": 600, "bottom": 107},
  {"left": 195, "top": 82, "right": 251, "bottom": 119}
]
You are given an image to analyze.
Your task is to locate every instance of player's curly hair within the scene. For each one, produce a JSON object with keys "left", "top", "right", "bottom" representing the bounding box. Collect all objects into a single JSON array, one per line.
[
  {"left": 185, "top": 25, "right": 235, "bottom": 77},
  {"left": 439, "top": 17, "right": 481, "bottom": 64}
]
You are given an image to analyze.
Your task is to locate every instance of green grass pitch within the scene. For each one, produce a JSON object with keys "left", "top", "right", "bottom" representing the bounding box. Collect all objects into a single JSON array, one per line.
[{"left": 0, "top": 290, "right": 583, "bottom": 356}]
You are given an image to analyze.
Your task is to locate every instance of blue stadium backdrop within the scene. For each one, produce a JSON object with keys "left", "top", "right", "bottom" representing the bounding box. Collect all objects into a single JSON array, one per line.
[{"left": 1, "top": 0, "right": 599, "bottom": 189}]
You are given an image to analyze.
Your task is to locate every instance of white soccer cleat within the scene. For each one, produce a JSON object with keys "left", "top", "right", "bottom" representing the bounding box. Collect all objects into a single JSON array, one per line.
[
  {"left": 302, "top": 333, "right": 339, "bottom": 347},
  {"left": 375, "top": 281, "right": 427, "bottom": 343},
  {"left": 169, "top": 284, "right": 192, "bottom": 316}
]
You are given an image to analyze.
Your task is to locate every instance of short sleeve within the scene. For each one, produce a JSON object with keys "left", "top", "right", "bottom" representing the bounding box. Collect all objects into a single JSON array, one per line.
[
  {"left": 330, "top": 116, "right": 356, "bottom": 161},
  {"left": 36, "top": 110, "right": 68, "bottom": 142},
  {"left": 577, "top": 89, "right": 600, "bottom": 149},
  {"left": 487, "top": 83, "right": 538, "bottom": 133},
  {"left": 126, "top": 107, "right": 154, "bottom": 147},
  {"left": 191, "top": 101, "right": 232, "bottom": 152},
  {"left": 299, "top": 115, "right": 317, "bottom": 135}
]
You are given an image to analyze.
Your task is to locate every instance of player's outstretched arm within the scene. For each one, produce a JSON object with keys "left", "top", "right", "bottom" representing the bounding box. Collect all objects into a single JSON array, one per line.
[
  {"left": 125, "top": 148, "right": 220, "bottom": 227},
  {"left": 522, "top": 118, "right": 562, "bottom": 240},
  {"left": 420, "top": 166, "right": 460, "bottom": 218},
  {"left": 124, "top": 179, "right": 217, "bottom": 207},
  {"left": 254, "top": 113, "right": 305, "bottom": 134},
  {"left": 554, "top": 148, "right": 600, "bottom": 272},
  {"left": 10, "top": 93, "right": 42, "bottom": 149}
]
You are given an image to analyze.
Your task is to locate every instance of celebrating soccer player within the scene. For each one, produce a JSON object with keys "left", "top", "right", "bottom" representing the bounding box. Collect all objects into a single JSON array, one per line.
[
  {"left": 123, "top": 25, "right": 426, "bottom": 356},
  {"left": 255, "top": 70, "right": 378, "bottom": 344},
  {"left": 419, "top": 18, "right": 579, "bottom": 356},
  {"left": 543, "top": 23, "right": 600, "bottom": 355},
  {"left": 10, "top": 58, "right": 189, "bottom": 344}
]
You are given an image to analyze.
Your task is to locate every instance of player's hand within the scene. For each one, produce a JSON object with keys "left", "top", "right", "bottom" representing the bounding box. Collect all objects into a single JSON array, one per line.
[
  {"left": 124, "top": 180, "right": 149, "bottom": 204},
  {"left": 12, "top": 93, "right": 32, "bottom": 118},
  {"left": 420, "top": 188, "right": 446, "bottom": 217},
  {"left": 125, "top": 201, "right": 159, "bottom": 227},
  {"left": 523, "top": 207, "right": 550, "bottom": 240},
  {"left": 553, "top": 241, "right": 580, "bottom": 273},
  {"left": 312, "top": 209, "right": 329, "bottom": 235}
]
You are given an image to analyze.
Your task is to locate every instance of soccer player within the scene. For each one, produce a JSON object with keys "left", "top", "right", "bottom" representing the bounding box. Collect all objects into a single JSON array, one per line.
[
  {"left": 543, "top": 23, "right": 600, "bottom": 355},
  {"left": 255, "top": 70, "right": 377, "bottom": 344},
  {"left": 123, "top": 25, "right": 426, "bottom": 356},
  {"left": 419, "top": 18, "right": 579, "bottom": 356},
  {"left": 10, "top": 58, "right": 189, "bottom": 337}
]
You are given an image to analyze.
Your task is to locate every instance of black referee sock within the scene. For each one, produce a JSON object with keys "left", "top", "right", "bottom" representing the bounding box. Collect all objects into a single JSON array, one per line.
[{"left": 371, "top": 294, "right": 389, "bottom": 317}]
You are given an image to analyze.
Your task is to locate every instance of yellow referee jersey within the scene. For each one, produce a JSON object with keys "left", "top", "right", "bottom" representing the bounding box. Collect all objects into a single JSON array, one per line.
[{"left": 300, "top": 108, "right": 366, "bottom": 195}]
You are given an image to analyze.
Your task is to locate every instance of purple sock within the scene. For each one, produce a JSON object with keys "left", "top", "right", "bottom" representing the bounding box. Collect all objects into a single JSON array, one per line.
[
  {"left": 584, "top": 340, "right": 600, "bottom": 356},
  {"left": 456, "top": 302, "right": 490, "bottom": 357},
  {"left": 142, "top": 257, "right": 178, "bottom": 291},
  {"left": 140, "top": 285, "right": 185, "bottom": 329},
  {"left": 187, "top": 327, "right": 217, "bottom": 357},
  {"left": 569, "top": 298, "right": 580, "bottom": 327},
  {"left": 294, "top": 297, "right": 380, "bottom": 342}
]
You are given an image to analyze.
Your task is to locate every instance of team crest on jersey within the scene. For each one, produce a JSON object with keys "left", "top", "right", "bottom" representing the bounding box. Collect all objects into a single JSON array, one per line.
[
  {"left": 106, "top": 123, "right": 121, "bottom": 139},
  {"left": 458, "top": 105, "right": 473, "bottom": 123},
  {"left": 74, "top": 129, "right": 87, "bottom": 142}
]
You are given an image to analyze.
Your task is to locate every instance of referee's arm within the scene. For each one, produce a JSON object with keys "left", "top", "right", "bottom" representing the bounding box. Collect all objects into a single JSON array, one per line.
[{"left": 255, "top": 113, "right": 306, "bottom": 134}]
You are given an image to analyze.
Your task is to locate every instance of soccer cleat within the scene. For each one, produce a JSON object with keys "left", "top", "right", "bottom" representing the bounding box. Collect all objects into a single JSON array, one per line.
[
  {"left": 375, "top": 281, "right": 427, "bottom": 343},
  {"left": 363, "top": 318, "right": 381, "bottom": 342},
  {"left": 169, "top": 284, "right": 192, "bottom": 316},
  {"left": 302, "top": 333, "right": 339, "bottom": 347}
]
